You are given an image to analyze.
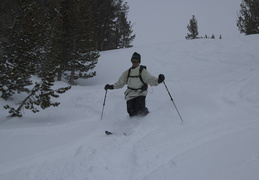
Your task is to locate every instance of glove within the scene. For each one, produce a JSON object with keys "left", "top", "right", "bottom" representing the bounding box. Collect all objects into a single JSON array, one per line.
[
  {"left": 104, "top": 84, "right": 114, "bottom": 90},
  {"left": 158, "top": 74, "right": 165, "bottom": 83}
]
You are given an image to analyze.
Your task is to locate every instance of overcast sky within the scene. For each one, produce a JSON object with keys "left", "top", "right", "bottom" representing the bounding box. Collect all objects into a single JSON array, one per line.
[{"left": 127, "top": 0, "right": 243, "bottom": 46}]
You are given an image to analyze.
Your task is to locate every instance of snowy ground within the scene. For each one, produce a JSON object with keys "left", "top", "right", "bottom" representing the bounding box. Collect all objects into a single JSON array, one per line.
[{"left": 1, "top": 35, "right": 259, "bottom": 180}]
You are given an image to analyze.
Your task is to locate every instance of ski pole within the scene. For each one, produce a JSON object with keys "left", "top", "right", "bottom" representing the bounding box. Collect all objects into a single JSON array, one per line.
[
  {"left": 163, "top": 81, "right": 184, "bottom": 123},
  {"left": 101, "top": 90, "right": 108, "bottom": 120}
]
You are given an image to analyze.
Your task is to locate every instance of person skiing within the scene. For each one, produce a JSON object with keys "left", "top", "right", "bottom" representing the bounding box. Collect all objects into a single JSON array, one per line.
[{"left": 104, "top": 52, "right": 165, "bottom": 117}]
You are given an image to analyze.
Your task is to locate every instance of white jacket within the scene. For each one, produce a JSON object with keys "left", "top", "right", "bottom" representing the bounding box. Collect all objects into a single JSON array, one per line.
[{"left": 113, "top": 65, "right": 160, "bottom": 101}]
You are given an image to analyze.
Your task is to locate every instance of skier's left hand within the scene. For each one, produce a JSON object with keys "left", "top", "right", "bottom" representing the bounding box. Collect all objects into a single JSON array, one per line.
[{"left": 158, "top": 74, "right": 165, "bottom": 83}]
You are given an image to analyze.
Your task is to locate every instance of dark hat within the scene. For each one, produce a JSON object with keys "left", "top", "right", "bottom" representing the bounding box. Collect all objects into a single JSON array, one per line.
[{"left": 131, "top": 52, "right": 141, "bottom": 63}]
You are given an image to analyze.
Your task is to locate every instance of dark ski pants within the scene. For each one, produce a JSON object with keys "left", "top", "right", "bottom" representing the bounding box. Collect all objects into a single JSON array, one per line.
[{"left": 126, "top": 96, "right": 149, "bottom": 117}]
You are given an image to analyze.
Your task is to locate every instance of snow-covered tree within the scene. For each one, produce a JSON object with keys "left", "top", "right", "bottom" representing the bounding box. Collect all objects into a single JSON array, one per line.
[{"left": 4, "top": 71, "right": 71, "bottom": 117}]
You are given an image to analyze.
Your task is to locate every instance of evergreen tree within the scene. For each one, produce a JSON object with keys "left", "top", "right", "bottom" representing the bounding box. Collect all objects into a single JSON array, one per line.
[
  {"left": 36, "top": 0, "right": 64, "bottom": 78},
  {"left": 0, "top": 0, "right": 39, "bottom": 100},
  {"left": 59, "top": 0, "right": 99, "bottom": 85},
  {"left": 91, "top": 0, "right": 135, "bottom": 50},
  {"left": 91, "top": 0, "right": 116, "bottom": 51},
  {"left": 114, "top": 0, "right": 135, "bottom": 48},
  {"left": 237, "top": 0, "right": 259, "bottom": 35},
  {"left": 0, "top": 0, "right": 63, "bottom": 99},
  {"left": 186, "top": 15, "right": 199, "bottom": 40}
]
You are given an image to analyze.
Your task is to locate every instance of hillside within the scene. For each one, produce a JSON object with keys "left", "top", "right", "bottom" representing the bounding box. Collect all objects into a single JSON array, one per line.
[{"left": 0, "top": 35, "right": 259, "bottom": 180}]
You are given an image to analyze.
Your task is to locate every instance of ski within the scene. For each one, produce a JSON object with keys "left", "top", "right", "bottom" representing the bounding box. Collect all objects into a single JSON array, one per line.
[{"left": 105, "top": 131, "right": 128, "bottom": 136}]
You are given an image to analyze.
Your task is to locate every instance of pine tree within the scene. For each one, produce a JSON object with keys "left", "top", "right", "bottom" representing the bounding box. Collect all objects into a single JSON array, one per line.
[
  {"left": 91, "top": 0, "right": 116, "bottom": 51},
  {"left": 114, "top": 0, "right": 135, "bottom": 48},
  {"left": 90, "top": 0, "right": 135, "bottom": 51},
  {"left": 36, "top": 0, "right": 64, "bottom": 78},
  {"left": 59, "top": 0, "right": 99, "bottom": 85},
  {"left": 0, "top": 1, "right": 39, "bottom": 100},
  {"left": 237, "top": 0, "right": 259, "bottom": 35},
  {"left": 186, "top": 15, "right": 199, "bottom": 40}
]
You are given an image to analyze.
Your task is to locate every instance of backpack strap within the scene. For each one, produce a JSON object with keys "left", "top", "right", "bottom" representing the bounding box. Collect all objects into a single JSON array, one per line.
[
  {"left": 127, "top": 65, "right": 148, "bottom": 91},
  {"left": 127, "top": 68, "right": 131, "bottom": 80},
  {"left": 139, "top": 65, "right": 146, "bottom": 85}
]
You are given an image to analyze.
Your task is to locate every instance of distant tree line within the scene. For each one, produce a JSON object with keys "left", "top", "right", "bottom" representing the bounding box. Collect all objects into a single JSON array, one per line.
[
  {"left": 0, "top": 0, "right": 135, "bottom": 117},
  {"left": 185, "top": 15, "right": 222, "bottom": 40},
  {"left": 186, "top": 0, "right": 259, "bottom": 40}
]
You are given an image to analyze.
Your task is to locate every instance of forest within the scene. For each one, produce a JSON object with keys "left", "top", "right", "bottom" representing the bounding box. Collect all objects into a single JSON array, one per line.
[{"left": 0, "top": 0, "right": 135, "bottom": 116}]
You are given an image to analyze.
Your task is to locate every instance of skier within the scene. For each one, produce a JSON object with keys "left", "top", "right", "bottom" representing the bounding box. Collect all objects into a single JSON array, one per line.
[{"left": 104, "top": 52, "right": 165, "bottom": 117}]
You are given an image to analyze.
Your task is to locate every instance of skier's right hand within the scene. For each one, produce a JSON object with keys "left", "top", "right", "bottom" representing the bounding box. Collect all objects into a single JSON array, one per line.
[{"left": 104, "top": 84, "right": 114, "bottom": 90}]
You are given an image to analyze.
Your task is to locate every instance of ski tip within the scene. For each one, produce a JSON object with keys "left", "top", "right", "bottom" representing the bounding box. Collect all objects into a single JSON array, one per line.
[
  {"left": 105, "top": 131, "right": 112, "bottom": 135},
  {"left": 105, "top": 131, "right": 129, "bottom": 136}
]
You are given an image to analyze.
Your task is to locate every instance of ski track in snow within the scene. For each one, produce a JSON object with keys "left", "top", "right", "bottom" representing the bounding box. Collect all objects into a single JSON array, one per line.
[{"left": 1, "top": 35, "right": 259, "bottom": 180}]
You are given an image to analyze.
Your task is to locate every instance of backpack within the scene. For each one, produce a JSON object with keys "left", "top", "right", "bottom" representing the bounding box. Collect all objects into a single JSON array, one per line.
[{"left": 127, "top": 65, "right": 148, "bottom": 91}]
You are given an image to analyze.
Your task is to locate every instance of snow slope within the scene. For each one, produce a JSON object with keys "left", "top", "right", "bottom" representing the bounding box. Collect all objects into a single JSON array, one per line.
[{"left": 1, "top": 35, "right": 259, "bottom": 180}]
